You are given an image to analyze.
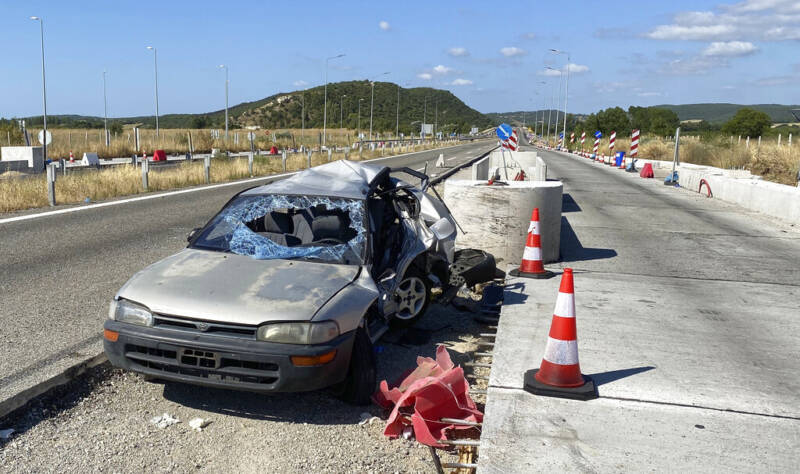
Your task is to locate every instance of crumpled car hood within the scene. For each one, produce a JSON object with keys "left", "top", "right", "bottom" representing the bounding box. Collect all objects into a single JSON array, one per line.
[{"left": 117, "top": 248, "right": 360, "bottom": 325}]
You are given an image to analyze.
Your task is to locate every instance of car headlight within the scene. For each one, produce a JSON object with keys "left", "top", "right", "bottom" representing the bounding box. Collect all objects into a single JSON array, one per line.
[
  {"left": 109, "top": 299, "right": 154, "bottom": 327},
  {"left": 256, "top": 321, "right": 339, "bottom": 345}
]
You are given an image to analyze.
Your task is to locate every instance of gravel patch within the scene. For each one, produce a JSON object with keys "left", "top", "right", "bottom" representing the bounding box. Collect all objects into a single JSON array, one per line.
[{"left": 0, "top": 293, "right": 491, "bottom": 473}]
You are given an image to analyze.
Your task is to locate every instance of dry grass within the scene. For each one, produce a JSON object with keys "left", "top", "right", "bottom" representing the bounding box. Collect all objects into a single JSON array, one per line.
[
  {"left": 0, "top": 139, "right": 463, "bottom": 213},
  {"left": 567, "top": 135, "right": 800, "bottom": 185},
  {"left": 2, "top": 127, "right": 389, "bottom": 161}
]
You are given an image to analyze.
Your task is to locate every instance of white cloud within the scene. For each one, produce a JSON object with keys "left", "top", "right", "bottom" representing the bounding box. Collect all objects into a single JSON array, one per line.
[
  {"left": 447, "top": 47, "right": 469, "bottom": 57},
  {"left": 432, "top": 65, "right": 453, "bottom": 75},
  {"left": 293, "top": 80, "right": 308, "bottom": 87},
  {"left": 521, "top": 32, "right": 536, "bottom": 40},
  {"left": 646, "top": 2, "right": 800, "bottom": 41},
  {"left": 379, "top": 20, "right": 390, "bottom": 31},
  {"left": 636, "top": 91, "right": 663, "bottom": 97},
  {"left": 702, "top": 41, "right": 758, "bottom": 56},
  {"left": 450, "top": 78, "right": 473, "bottom": 86},
  {"left": 538, "top": 69, "right": 562, "bottom": 77},
  {"left": 753, "top": 75, "right": 796, "bottom": 86},
  {"left": 538, "top": 63, "right": 589, "bottom": 76},
  {"left": 566, "top": 63, "right": 590, "bottom": 74},
  {"left": 499, "top": 46, "right": 526, "bottom": 57},
  {"left": 417, "top": 73, "right": 432, "bottom": 80}
]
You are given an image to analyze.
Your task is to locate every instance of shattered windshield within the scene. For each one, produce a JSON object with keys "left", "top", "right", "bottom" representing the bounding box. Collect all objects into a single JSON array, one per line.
[{"left": 192, "top": 194, "right": 366, "bottom": 265}]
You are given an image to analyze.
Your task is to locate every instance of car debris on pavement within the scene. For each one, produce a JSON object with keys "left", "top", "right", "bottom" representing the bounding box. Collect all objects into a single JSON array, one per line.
[
  {"left": 373, "top": 345, "right": 483, "bottom": 448},
  {"left": 150, "top": 413, "right": 180, "bottom": 429}
]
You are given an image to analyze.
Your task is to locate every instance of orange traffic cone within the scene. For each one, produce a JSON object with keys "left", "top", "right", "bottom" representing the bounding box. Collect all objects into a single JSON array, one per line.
[
  {"left": 509, "top": 208, "right": 555, "bottom": 279},
  {"left": 523, "top": 268, "right": 597, "bottom": 400},
  {"left": 69, "top": 151, "right": 74, "bottom": 163},
  {"left": 619, "top": 155, "right": 626, "bottom": 169}
]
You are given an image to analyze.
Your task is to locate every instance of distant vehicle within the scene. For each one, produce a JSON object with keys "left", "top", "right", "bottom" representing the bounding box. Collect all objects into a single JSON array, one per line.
[{"left": 103, "top": 160, "right": 458, "bottom": 404}]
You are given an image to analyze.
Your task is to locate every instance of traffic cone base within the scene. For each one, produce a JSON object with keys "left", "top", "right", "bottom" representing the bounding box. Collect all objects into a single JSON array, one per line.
[
  {"left": 523, "top": 369, "right": 597, "bottom": 401},
  {"left": 509, "top": 267, "right": 555, "bottom": 279}
]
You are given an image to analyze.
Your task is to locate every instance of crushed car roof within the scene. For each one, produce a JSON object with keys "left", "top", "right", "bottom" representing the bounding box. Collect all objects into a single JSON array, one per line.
[{"left": 241, "top": 160, "right": 388, "bottom": 200}]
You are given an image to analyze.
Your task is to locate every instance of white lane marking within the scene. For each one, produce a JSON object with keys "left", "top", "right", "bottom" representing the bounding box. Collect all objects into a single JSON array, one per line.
[{"left": 0, "top": 142, "right": 488, "bottom": 225}]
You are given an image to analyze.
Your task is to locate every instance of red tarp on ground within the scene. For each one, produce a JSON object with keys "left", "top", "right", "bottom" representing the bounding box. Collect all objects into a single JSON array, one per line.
[
  {"left": 640, "top": 163, "right": 654, "bottom": 178},
  {"left": 373, "top": 345, "right": 483, "bottom": 448},
  {"left": 152, "top": 149, "right": 167, "bottom": 161},
  {"left": 269, "top": 146, "right": 279, "bottom": 155}
]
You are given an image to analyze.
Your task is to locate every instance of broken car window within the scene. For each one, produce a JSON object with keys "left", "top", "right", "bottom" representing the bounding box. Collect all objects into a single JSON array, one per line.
[{"left": 192, "top": 194, "right": 366, "bottom": 265}]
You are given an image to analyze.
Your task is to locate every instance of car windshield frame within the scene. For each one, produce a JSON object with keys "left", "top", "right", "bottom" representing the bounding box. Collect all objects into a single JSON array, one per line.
[{"left": 190, "top": 193, "right": 368, "bottom": 266}]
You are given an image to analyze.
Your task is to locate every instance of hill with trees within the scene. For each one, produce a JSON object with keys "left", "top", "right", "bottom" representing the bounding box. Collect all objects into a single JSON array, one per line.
[{"left": 12, "top": 81, "right": 493, "bottom": 135}]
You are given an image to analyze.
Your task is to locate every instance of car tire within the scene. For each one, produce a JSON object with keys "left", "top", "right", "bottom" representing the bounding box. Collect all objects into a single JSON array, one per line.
[
  {"left": 334, "top": 327, "right": 376, "bottom": 406},
  {"left": 390, "top": 267, "right": 432, "bottom": 328}
]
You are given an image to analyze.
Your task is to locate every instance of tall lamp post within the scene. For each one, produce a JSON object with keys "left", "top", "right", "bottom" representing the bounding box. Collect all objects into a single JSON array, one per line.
[
  {"left": 536, "top": 81, "right": 546, "bottom": 138},
  {"left": 369, "top": 72, "right": 390, "bottom": 140},
  {"left": 218, "top": 64, "right": 229, "bottom": 139},
  {"left": 340, "top": 94, "right": 347, "bottom": 129},
  {"left": 30, "top": 16, "right": 47, "bottom": 162},
  {"left": 550, "top": 49, "right": 571, "bottom": 148},
  {"left": 323, "top": 53, "right": 345, "bottom": 147},
  {"left": 146, "top": 46, "right": 160, "bottom": 138},
  {"left": 357, "top": 98, "right": 364, "bottom": 139},
  {"left": 103, "top": 69, "right": 109, "bottom": 146},
  {"left": 545, "top": 66, "right": 562, "bottom": 145}
]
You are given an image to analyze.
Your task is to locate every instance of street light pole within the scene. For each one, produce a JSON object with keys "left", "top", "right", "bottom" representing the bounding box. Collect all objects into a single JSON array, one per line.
[
  {"left": 396, "top": 84, "right": 400, "bottom": 138},
  {"left": 301, "top": 92, "right": 305, "bottom": 146},
  {"left": 369, "top": 72, "right": 390, "bottom": 140},
  {"left": 423, "top": 96, "right": 427, "bottom": 139},
  {"left": 550, "top": 49, "right": 571, "bottom": 149},
  {"left": 146, "top": 46, "right": 159, "bottom": 138},
  {"left": 358, "top": 98, "right": 363, "bottom": 139},
  {"left": 103, "top": 69, "right": 109, "bottom": 146},
  {"left": 340, "top": 94, "right": 346, "bottom": 129},
  {"left": 218, "top": 65, "right": 229, "bottom": 139},
  {"left": 30, "top": 16, "right": 47, "bottom": 162},
  {"left": 323, "top": 53, "right": 345, "bottom": 148}
]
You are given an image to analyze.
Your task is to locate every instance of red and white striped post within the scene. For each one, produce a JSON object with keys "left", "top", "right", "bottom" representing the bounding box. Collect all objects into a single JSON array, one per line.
[
  {"left": 608, "top": 131, "right": 616, "bottom": 165},
  {"left": 630, "top": 129, "right": 640, "bottom": 158},
  {"left": 593, "top": 136, "right": 599, "bottom": 159},
  {"left": 580, "top": 132, "right": 586, "bottom": 152}
]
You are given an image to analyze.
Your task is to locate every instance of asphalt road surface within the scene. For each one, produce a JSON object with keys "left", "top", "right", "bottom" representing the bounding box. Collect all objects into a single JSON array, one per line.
[{"left": 0, "top": 141, "right": 495, "bottom": 414}]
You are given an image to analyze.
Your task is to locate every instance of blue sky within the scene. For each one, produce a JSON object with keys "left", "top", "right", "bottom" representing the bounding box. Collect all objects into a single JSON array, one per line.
[{"left": 2, "top": 0, "right": 798, "bottom": 119}]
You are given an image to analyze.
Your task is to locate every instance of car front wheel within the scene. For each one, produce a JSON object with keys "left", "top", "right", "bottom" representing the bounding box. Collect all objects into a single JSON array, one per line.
[
  {"left": 333, "top": 327, "right": 376, "bottom": 405},
  {"left": 391, "top": 268, "right": 431, "bottom": 327}
]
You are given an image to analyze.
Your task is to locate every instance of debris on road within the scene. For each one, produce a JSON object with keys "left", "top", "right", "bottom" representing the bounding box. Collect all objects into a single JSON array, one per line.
[
  {"left": 188, "top": 418, "right": 210, "bottom": 432},
  {"left": 0, "top": 428, "right": 14, "bottom": 439},
  {"left": 358, "top": 412, "right": 380, "bottom": 426},
  {"left": 373, "top": 345, "right": 483, "bottom": 448},
  {"left": 150, "top": 413, "right": 180, "bottom": 429}
]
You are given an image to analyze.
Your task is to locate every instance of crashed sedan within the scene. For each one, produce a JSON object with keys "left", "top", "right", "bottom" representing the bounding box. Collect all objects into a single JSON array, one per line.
[{"left": 103, "top": 160, "right": 458, "bottom": 404}]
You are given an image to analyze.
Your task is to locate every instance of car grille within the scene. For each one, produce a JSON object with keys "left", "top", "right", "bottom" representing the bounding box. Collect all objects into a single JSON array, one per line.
[
  {"left": 124, "top": 344, "right": 279, "bottom": 387},
  {"left": 152, "top": 314, "right": 257, "bottom": 339}
]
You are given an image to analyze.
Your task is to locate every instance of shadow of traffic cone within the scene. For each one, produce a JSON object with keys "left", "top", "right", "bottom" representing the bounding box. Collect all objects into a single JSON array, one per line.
[
  {"left": 509, "top": 208, "right": 555, "bottom": 279},
  {"left": 523, "top": 268, "right": 597, "bottom": 400}
]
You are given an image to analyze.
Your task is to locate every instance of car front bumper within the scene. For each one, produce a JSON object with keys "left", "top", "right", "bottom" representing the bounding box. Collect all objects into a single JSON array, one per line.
[{"left": 103, "top": 320, "right": 355, "bottom": 393}]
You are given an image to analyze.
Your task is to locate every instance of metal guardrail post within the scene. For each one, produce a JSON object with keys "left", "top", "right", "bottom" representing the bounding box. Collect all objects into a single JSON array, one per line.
[
  {"left": 282, "top": 150, "right": 287, "bottom": 172},
  {"left": 248, "top": 151, "right": 254, "bottom": 176},
  {"left": 204, "top": 155, "right": 211, "bottom": 184},
  {"left": 327, "top": 148, "right": 332, "bottom": 162},
  {"left": 46, "top": 163, "right": 56, "bottom": 206},
  {"left": 307, "top": 150, "right": 312, "bottom": 169},
  {"left": 141, "top": 157, "right": 149, "bottom": 191},
  {"left": 59, "top": 158, "right": 66, "bottom": 176},
  {"left": 359, "top": 144, "right": 363, "bottom": 160},
  {"left": 344, "top": 147, "right": 349, "bottom": 160}
]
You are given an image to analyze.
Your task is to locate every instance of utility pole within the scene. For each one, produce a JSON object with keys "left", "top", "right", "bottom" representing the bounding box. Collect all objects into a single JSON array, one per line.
[
  {"left": 340, "top": 94, "right": 347, "bottom": 129},
  {"left": 550, "top": 49, "right": 571, "bottom": 147},
  {"left": 396, "top": 84, "right": 400, "bottom": 138},
  {"left": 301, "top": 92, "right": 305, "bottom": 146},
  {"left": 146, "top": 46, "right": 159, "bottom": 138},
  {"left": 103, "top": 69, "right": 109, "bottom": 146},
  {"left": 358, "top": 98, "right": 364, "bottom": 139},
  {"left": 323, "top": 53, "right": 345, "bottom": 147},
  {"left": 30, "top": 16, "right": 48, "bottom": 162},
  {"left": 218, "top": 64, "right": 229, "bottom": 139},
  {"left": 423, "top": 96, "right": 427, "bottom": 138},
  {"left": 369, "top": 72, "right": 390, "bottom": 140}
]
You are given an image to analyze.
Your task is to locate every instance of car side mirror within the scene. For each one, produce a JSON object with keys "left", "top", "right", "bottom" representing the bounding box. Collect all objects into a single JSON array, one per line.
[
  {"left": 377, "top": 269, "right": 396, "bottom": 290},
  {"left": 187, "top": 227, "right": 201, "bottom": 242}
]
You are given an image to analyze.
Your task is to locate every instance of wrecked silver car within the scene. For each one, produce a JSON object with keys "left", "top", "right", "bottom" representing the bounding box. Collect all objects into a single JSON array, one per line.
[{"left": 103, "top": 160, "right": 457, "bottom": 404}]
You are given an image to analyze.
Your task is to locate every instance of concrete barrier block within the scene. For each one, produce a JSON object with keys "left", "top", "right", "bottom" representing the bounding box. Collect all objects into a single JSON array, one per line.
[
  {"left": 1, "top": 146, "right": 44, "bottom": 171},
  {"left": 444, "top": 180, "right": 563, "bottom": 264}
]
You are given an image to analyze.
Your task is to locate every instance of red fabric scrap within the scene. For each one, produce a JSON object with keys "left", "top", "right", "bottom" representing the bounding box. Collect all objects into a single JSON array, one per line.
[
  {"left": 640, "top": 163, "right": 654, "bottom": 178},
  {"left": 373, "top": 345, "right": 483, "bottom": 448}
]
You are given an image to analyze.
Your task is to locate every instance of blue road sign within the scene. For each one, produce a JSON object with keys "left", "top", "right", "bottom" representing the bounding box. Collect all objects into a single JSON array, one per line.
[
  {"left": 496, "top": 123, "right": 513, "bottom": 140},
  {"left": 594, "top": 131, "right": 602, "bottom": 138},
  {"left": 559, "top": 132, "right": 564, "bottom": 138}
]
